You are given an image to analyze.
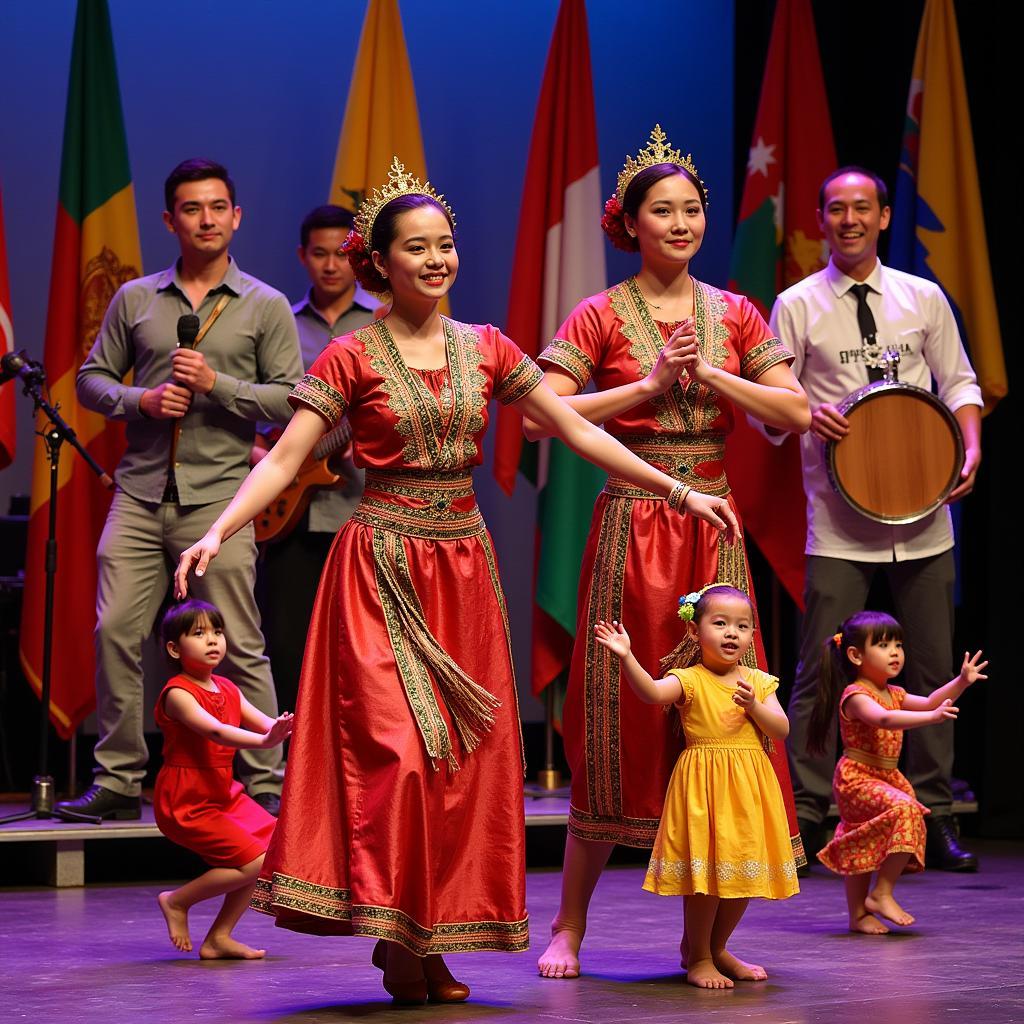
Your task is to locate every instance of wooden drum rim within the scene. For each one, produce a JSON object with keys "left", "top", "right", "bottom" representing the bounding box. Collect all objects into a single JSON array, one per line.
[{"left": 825, "top": 380, "right": 965, "bottom": 525}]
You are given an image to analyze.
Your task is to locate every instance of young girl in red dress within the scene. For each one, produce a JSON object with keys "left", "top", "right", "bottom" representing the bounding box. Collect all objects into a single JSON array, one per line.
[
  {"left": 809, "top": 611, "right": 986, "bottom": 934},
  {"left": 154, "top": 600, "right": 293, "bottom": 959}
]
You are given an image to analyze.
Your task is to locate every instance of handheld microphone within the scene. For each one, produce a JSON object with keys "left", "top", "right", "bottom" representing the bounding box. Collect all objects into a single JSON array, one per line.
[
  {"left": 0, "top": 349, "right": 46, "bottom": 386},
  {"left": 174, "top": 314, "right": 200, "bottom": 386},
  {"left": 177, "top": 314, "right": 200, "bottom": 349}
]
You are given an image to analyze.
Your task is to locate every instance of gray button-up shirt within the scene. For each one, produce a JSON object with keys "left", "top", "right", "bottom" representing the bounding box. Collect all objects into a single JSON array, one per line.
[
  {"left": 77, "top": 258, "right": 303, "bottom": 505},
  {"left": 291, "top": 286, "right": 375, "bottom": 533}
]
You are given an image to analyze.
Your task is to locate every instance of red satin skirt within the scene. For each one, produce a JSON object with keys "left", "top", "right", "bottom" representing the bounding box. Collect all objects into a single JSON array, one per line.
[
  {"left": 563, "top": 474, "right": 802, "bottom": 862},
  {"left": 252, "top": 472, "right": 528, "bottom": 956}
]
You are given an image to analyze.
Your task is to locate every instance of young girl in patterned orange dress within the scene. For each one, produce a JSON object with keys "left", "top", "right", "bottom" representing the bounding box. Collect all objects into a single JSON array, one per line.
[{"left": 809, "top": 611, "right": 987, "bottom": 934}]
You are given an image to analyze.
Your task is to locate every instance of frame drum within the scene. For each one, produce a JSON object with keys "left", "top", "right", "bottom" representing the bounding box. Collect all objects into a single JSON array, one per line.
[{"left": 826, "top": 380, "right": 965, "bottom": 525}]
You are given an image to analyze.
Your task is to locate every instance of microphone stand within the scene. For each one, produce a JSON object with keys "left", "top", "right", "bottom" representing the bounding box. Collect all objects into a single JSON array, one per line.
[{"left": 0, "top": 364, "right": 113, "bottom": 826}]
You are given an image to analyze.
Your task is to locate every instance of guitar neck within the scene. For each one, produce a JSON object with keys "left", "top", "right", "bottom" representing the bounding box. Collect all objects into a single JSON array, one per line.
[{"left": 312, "top": 418, "right": 352, "bottom": 462}]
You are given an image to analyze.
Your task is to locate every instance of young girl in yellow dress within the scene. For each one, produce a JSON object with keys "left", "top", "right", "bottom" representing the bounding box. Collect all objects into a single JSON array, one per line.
[
  {"left": 593, "top": 584, "right": 797, "bottom": 989},
  {"left": 808, "top": 611, "right": 987, "bottom": 934}
]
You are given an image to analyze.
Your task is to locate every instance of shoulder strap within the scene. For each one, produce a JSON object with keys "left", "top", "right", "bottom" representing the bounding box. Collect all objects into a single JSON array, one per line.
[{"left": 191, "top": 292, "right": 232, "bottom": 349}]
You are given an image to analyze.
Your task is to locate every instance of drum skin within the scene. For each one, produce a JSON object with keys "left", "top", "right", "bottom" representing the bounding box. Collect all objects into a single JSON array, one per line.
[{"left": 826, "top": 381, "right": 965, "bottom": 525}]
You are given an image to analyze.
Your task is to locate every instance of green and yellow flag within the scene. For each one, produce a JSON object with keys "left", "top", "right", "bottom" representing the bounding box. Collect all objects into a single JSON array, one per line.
[{"left": 19, "top": 0, "right": 142, "bottom": 736}]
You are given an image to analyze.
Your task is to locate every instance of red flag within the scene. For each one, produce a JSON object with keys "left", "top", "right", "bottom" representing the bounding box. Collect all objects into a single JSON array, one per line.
[
  {"left": 725, "top": 0, "right": 837, "bottom": 606},
  {"left": 19, "top": 0, "right": 141, "bottom": 736},
  {"left": 0, "top": 186, "right": 16, "bottom": 468},
  {"left": 491, "top": 0, "right": 607, "bottom": 694}
]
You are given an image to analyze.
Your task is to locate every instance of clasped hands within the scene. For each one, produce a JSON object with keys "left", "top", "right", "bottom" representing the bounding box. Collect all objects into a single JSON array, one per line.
[
  {"left": 140, "top": 349, "right": 216, "bottom": 419},
  {"left": 646, "top": 319, "right": 712, "bottom": 393}
]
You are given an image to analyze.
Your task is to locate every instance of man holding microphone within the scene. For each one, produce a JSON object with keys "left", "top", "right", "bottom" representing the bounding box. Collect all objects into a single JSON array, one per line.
[{"left": 58, "top": 158, "right": 302, "bottom": 821}]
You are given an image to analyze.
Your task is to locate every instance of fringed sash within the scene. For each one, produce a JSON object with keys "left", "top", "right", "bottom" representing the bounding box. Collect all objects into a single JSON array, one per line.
[{"left": 357, "top": 469, "right": 500, "bottom": 770}]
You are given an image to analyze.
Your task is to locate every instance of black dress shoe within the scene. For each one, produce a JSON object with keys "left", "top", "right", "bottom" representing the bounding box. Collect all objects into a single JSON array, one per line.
[
  {"left": 797, "top": 818, "right": 825, "bottom": 878},
  {"left": 925, "top": 814, "right": 978, "bottom": 872},
  {"left": 252, "top": 792, "right": 281, "bottom": 817},
  {"left": 55, "top": 784, "right": 141, "bottom": 821}
]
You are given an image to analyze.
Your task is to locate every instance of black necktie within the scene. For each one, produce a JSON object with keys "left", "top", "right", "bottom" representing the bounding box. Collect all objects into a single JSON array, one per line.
[{"left": 850, "top": 284, "right": 883, "bottom": 382}]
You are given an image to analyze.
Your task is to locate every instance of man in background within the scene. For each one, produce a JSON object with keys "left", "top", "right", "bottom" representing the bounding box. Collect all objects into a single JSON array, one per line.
[
  {"left": 765, "top": 167, "right": 983, "bottom": 872},
  {"left": 256, "top": 205, "right": 375, "bottom": 714},
  {"left": 59, "top": 158, "right": 302, "bottom": 820}
]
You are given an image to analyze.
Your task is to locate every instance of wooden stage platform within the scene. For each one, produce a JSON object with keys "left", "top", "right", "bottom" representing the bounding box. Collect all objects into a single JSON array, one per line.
[{"left": 2, "top": 838, "right": 1019, "bottom": 1024}]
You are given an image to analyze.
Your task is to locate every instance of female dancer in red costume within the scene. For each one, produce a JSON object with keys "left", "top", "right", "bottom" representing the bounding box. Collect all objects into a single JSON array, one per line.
[
  {"left": 526, "top": 127, "right": 812, "bottom": 980},
  {"left": 175, "top": 157, "right": 738, "bottom": 1004}
]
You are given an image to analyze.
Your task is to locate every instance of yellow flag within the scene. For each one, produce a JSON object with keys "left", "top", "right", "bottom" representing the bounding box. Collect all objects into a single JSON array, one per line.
[{"left": 329, "top": 0, "right": 428, "bottom": 213}]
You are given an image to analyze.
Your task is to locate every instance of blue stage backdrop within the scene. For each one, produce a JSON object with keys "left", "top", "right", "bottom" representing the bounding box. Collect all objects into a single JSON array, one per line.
[{"left": 0, "top": 0, "right": 734, "bottom": 718}]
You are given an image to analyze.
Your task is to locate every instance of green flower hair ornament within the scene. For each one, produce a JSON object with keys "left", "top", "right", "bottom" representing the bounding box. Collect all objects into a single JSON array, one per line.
[
  {"left": 678, "top": 592, "right": 703, "bottom": 622},
  {"left": 677, "top": 581, "right": 733, "bottom": 622}
]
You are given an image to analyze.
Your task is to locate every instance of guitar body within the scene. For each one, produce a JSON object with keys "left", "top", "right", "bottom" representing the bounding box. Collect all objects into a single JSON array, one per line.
[{"left": 255, "top": 455, "right": 343, "bottom": 544}]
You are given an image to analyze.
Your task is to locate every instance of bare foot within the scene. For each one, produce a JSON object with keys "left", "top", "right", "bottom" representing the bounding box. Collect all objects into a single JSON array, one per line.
[
  {"left": 199, "top": 934, "right": 266, "bottom": 960},
  {"left": 679, "top": 932, "right": 688, "bottom": 969},
  {"left": 865, "top": 891, "right": 914, "bottom": 926},
  {"left": 849, "top": 912, "right": 890, "bottom": 935},
  {"left": 537, "top": 928, "right": 582, "bottom": 979},
  {"left": 685, "top": 957, "right": 734, "bottom": 989},
  {"left": 157, "top": 891, "right": 192, "bottom": 953},
  {"left": 714, "top": 948, "right": 767, "bottom": 981}
]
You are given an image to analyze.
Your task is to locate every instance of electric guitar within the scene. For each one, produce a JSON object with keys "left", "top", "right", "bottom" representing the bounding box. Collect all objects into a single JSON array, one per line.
[{"left": 254, "top": 420, "right": 353, "bottom": 544}]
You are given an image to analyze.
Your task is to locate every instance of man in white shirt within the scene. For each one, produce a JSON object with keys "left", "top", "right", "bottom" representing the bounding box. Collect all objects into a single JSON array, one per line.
[{"left": 766, "top": 167, "right": 983, "bottom": 872}]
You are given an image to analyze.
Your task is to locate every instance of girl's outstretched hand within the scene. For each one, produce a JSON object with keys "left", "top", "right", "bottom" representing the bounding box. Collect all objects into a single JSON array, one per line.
[
  {"left": 957, "top": 650, "right": 988, "bottom": 688},
  {"left": 930, "top": 699, "right": 959, "bottom": 724},
  {"left": 594, "top": 620, "right": 631, "bottom": 658},
  {"left": 175, "top": 531, "right": 222, "bottom": 599},
  {"left": 732, "top": 677, "right": 756, "bottom": 709},
  {"left": 683, "top": 491, "right": 739, "bottom": 544},
  {"left": 262, "top": 712, "right": 294, "bottom": 748}
]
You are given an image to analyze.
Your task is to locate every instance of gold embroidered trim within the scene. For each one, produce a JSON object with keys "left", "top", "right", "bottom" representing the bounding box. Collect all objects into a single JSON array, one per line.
[
  {"left": 353, "top": 498, "right": 484, "bottom": 540},
  {"left": 567, "top": 803, "right": 661, "bottom": 848},
  {"left": 716, "top": 536, "right": 759, "bottom": 671},
  {"left": 645, "top": 855, "right": 798, "bottom": 886},
  {"left": 579, "top": 496, "right": 633, "bottom": 822},
  {"left": 355, "top": 317, "right": 486, "bottom": 470},
  {"left": 741, "top": 337, "right": 793, "bottom": 380},
  {"left": 372, "top": 529, "right": 500, "bottom": 769},
  {"left": 537, "top": 338, "right": 595, "bottom": 389},
  {"left": 494, "top": 354, "right": 544, "bottom": 405},
  {"left": 289, "top": 373, "right": 346, "bottom": 425},
  {"left": 683, "top": 737, "right": 765, "bottom": 750},
  {"left": 603, "top": 432, "right": 730, "bottom": 498},
  {"left": 478, "top": 530, "right": 527, "bottom": 774},
  {"left": 608, "top": 277, "right": 731, "bottom": 434},
  {"left": 844, "top": 747, "right": 900, "bottom": 770},
  {"left": 353, "top": 469, "right": 483, "bottom": 539},
  {"left": 252, "top": 874, "right": 529, "bottom": 955}
]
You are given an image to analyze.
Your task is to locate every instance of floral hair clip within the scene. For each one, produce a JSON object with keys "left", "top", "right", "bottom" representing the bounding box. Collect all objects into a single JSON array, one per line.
[
  {"left": 678, "top": 592, "right": 703, "bottom": 622},
  {"left": 832, "top": 632, "right": 843, "bottom": 649}
]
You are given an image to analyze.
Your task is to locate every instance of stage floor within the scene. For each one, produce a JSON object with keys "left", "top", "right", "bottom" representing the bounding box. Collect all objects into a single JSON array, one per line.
[{"left": 3, "top": 839, "right": 1022, "bottom": 1023}]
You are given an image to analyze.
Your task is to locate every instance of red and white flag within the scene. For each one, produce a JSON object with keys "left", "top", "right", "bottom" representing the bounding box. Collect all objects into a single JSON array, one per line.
[
  {"left": 0, "top": 185, "right": 16, "bottom": 468},
  {"left": 491, "top": 0, "right": 607, "bottom": 696}
]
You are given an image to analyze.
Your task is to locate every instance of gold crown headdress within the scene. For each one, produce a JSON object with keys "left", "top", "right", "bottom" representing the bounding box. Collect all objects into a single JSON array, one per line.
[
  {"left": 353, "top": 156, "right": 456, "bottom": 243},
  {"left": 616, "top": 124, "right": 708, "bottom": 206}
]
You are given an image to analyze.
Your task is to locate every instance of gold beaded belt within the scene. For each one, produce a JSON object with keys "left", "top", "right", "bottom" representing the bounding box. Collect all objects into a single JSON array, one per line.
[
  {"left": 352, "top": 469, "right": 484, "bottom": 540},
  {"left": 843, "top": 748, "right": 899, "bottom": 770},
  {"left": 602, "top": 433, "right": 730, "bottom": 499}
]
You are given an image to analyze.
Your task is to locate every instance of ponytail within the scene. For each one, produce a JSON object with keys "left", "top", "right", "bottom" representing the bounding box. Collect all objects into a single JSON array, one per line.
[{"left": 806, "top": 611, "right": 904, "bottom": 755}]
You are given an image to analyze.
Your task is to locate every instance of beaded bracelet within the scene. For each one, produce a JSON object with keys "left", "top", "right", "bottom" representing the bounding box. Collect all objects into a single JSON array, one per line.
[{"left": 667, "top": 482, "right": 691, "bottom": 513}]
